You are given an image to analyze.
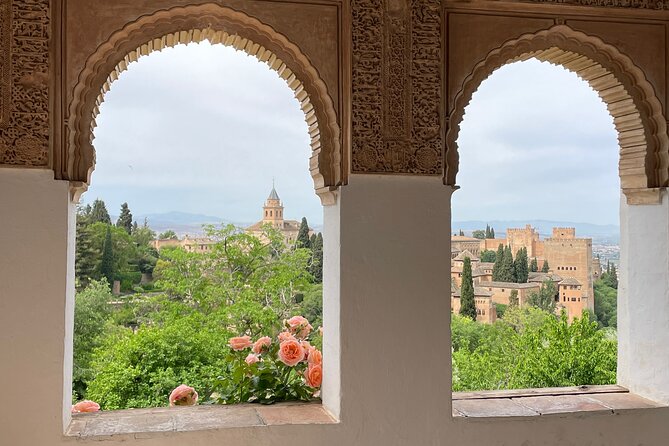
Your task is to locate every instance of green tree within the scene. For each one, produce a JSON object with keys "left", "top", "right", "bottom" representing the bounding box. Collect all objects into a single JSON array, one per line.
[
  {"left": 459, "top": 257, "right": 477, "bottom": 321},
  {"left": 480, "top": 250, "right": 496, "bottom": 263},
  {"left": 458, "top": 229, "right": 465, "bottom": 236},
  {"left": 492, "top": 244, "right": 505, "bottom": 281},
  {"left": 541, "top": 259, "right": 550, "bottom": 273},
  {"left": 73, "top": 280, "right": 113, "bottom": 399},
  {"left": 100, "top": 226, "right": 115, "bottom": 286},
  {"left": 529, "top": 257, "right": 538, "bottom": 272},
  {"left": 485, "top": 224, "right": 491, "bottom": 239},
  {"left": 90, "top": 199, "right": 111, "bottom": 225},
  {"left": 490, "top": 227, "right": 495, "bottom": 238},
  {"left": 527, "top": 280, "right": 557, "bottom": 313},
  {"left": 594, "top": 279, "right": 617, "bottom": 328},
  {"left": 116, "top": 202, "right": 133, "bottom": 234},
  {"left": 472, "top": 229, "right": 485, "bottom": 239},
  {"left": 309, "top": 232, "right": 323, "bottom": 283},
  {"left": 509, "top": 289, "right": 519, "bottom": 307},
  {"left": 296, "top": 217, "right": 311, "bottom": 248},
  {"left": 514, "top": 247, "right": 529, "bottom": 283},
  {"left": 497, "top": 245, "right": 516, "bottom": 283},
  {"left": 159, "top": 230, "right": 178, "bottom": 240},
  {"left": 75, "top": 206, "right": 99, "bottom": 288},
  {"left": 601, "top": 263, "right": 618, "bottom": 289}
]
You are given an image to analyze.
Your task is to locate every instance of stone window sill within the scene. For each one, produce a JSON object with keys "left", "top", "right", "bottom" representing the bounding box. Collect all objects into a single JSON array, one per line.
[
  {"left": 452, "top": 385, "right": 666, "bottom": 418},
  {"left": 66, "top": 401, "right": 337, "bottom": 438}
]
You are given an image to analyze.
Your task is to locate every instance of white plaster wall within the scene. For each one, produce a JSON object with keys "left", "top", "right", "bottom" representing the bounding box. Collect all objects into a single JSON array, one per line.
[
  {"left": 618, "top": 190, "right": 669, "bottom": 403},
  {"left": 3, "top": 172, "right": 669, "bottom": 446}
]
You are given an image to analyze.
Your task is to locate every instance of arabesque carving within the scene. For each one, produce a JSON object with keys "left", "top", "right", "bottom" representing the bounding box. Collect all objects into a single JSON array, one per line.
[
  {"left": 65, "top": 4, "right": 341, "bottom": 205},
  {"left": 352, "top": 0, "right": 442, "bottom": 175},
  {"left": 446, "top": 25, "right": 669, "bottom": 204},
  {"left": 0, "top": 0, "right": 50, "bottom": 167}
]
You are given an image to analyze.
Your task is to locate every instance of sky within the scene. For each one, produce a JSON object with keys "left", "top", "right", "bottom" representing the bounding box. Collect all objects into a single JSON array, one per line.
[{"left": 87, "top": 42, "right": 620, "bottom": 227}]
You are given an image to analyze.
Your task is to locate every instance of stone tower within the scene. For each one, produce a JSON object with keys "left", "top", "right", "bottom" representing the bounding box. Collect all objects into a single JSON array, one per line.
[{"left": 263, "top": 186, "right": 284, "bottom": 227}]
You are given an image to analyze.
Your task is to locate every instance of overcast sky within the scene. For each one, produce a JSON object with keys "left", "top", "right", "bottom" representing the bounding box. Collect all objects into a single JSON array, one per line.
[{"left": 87, "top": 43, "right": 619, "bottom": 226}]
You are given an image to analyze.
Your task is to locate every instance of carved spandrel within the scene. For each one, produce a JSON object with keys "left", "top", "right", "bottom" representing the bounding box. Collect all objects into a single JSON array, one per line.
[
  {"left": 352, "top": 0, "right": 442, "bottom": 175},
  {"left": 0, "top": 0, "right": 50, "bottom": 167}
]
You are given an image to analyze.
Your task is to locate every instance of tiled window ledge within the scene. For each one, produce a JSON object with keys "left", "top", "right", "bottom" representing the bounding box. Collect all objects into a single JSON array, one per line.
[
  {"left": 66, "top": 401, "right": 337, "bottom": 438},
  {"left": 452, "top": 385, "right": 666, "bottom": 418}
]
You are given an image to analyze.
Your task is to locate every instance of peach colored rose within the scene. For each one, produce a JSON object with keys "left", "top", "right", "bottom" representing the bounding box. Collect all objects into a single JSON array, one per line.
[
  {"left": 301, "top": 341, "right": 312, "bottom": 360},
  {"left": 245, "top": 353, "right": 260, "bottom": 365},
  {"left": 229, "top": 335, "right": 252, "bottom": 351},
  {"left": 169, "top": 384, "right": 198, "bottom": 407},
  {"left": 278, "top": 339, "right": 305, "bottom": 367},
  {"left": 305, "top": 364, "right": 322, "bottom": 388},
  {"left": 252, "top": 336, "right": 272, "bottom": 354},
  {"left": 308, "top": 348, "right": 322, "bottom": 366},
  {"left": 278, "top": 331, "right": 296, "bottom": 342},
  {"left": 71, "top": 400, "right": 100, "bottom": 413},
  {"left": 286, "top": 315, "right": 313, "bottom": 339}
]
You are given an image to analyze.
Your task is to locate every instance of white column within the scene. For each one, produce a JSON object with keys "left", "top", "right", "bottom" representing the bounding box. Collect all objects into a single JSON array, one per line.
[
  {"left": 618, "top": 190, "right": 669, "bottom": 403},
  {"left": 0, "top": 169, "right": 75, "bottom": 440}
]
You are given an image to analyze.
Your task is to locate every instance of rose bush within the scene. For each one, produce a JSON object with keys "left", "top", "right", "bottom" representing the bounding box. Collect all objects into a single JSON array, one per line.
[{"left": 212, "top": 316, "right": 322, "bottom": 404}]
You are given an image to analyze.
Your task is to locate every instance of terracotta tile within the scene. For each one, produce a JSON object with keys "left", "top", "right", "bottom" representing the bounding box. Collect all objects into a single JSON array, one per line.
[
  {"left": 452, "top": 398, "right": 539, "bottom": 417},
  {"left": 513, "top": 395, "right": 611, "bottom": 415},
  {"left": 583, "top": 393, "right": 665, "bottom": 410},
  {"left": 255, "top": 403, "right": 336, "bottom": 425}
]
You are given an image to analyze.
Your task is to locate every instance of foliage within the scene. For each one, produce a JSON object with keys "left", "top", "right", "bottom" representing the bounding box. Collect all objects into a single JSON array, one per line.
[
  {"left": 459, "top": 257, "right": 477, "bottom": 321},
  {"left": 514, "top": 247, "right": 529, "bottom": 283},
  {"left": 76, "top": 206, "right": 98, "bottom": 289},
  {"left": 480, "top": 250, "right": 496, "bottom": 263},
  {"left": 73, "top": 280, "right": 114, "bottom": 399},
  {"left": 458, "top": 229, "right": 465, "bottom": 236},
  {"left": 527, "top": 280, "right": 557, "bottom": 313},
  {"left": 89, "top": 199, "right": 112, "bottom": 225},
  {"left": 116, "top": 202, "right": 133, "bottom": 234},
  {"left": 601, "top": 262, "right": 618, "bottom": 289},
  {"left": 495, "top": 303, "right": 507, "bottom": 319},
  {"left": 213, "top": 319, "right": 322, "bottom": 405},
  {"left": 493, "top": 245, "right": 515, "bottom": 283},
  {"left": 296, "top": 217, "right": 311, "bottom": 249},
  {"left": 309, "top": 233, "right": 323, "bottom": 283},
  {"left": 159, "top": 230, "right": 178, "bottom": 240},
  {"left": 492, "top": 244, "right": 505, "bottom": 281},
  {"left": 100, "top": 226, "right": 115, "bottom": 285},
  {"left": 594, "top": 279, "right": 617, "bottom": 328},
  {"left": 529, "top": 257, "right": 538, "bottom": 272},
  {"left": 452, "top": 310, "right": 617, "bottom": 391},
  {"left": 472, "top": 229, "right": 485, "bottom": 239},
  {"left": 509, "top": 289, "right": 519, "bottom": 307},
  {"left": 541, "top": 259, "right": 550, "bottom": 273}
]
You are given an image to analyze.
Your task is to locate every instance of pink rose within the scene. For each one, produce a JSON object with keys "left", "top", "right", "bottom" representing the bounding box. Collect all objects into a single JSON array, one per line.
[
  {"left": 169, "top": 384, "right": 198, "bottom": 407},
  {"left": 245, "top": 353, "right": 260, "bottom": 365},
  {"left": 71, "top": 400, "right": 100, "bottom": 413},
  {"left": 308, "top": 348, "right": 322, "bottom": 366},
  {"left": 286, "top": 316, "right": 313, "bottom": 339},
  {"left": 301, "top": 341, "right": 312, "bottom": 360},
  {"left": 229, "top": 335, "right": 252, "bottom": 351},
  {"left": 278, "top": 339, "right": 305, "bottom": 367},
  {"left": 305, "top": 364, "right": 322, "bottom": 388},
  {"left": 278, "top": 331, "right": 296, "bottom": 342},
  {"left": 252, "top": 336, "right": 272, "bottom": 354}
]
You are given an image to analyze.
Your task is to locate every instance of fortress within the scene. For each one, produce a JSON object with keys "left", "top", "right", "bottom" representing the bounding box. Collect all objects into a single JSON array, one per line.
[{"left": 451, "top": 225, "right": 595, "bottom": 323}]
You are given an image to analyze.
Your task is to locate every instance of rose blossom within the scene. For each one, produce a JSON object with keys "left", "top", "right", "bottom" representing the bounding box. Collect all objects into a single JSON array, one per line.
[
  {"left": 305, "top": 364, "right": 322, "bottom": 388},
  {"left": 229, "top": 335, "right": 252, "bottom": 351},
  {"left": 71, "top": 400, "right": 100, "bottom": 413},
  {"left": 301, "top": 341, "right": 312, "bottom": 360},
  {"left": 308, "top": 348, "right": 322, "bottom": 366},
  {"left": 252, "top": 336, "right": 272, "bottom": 354},
  {"left": 169, "top": 384, "right": 198, "bottom": 407},
  {"left": 278, "top": 331, "right": 296, "bottom": 342},
  {"left": 286, "top": 316, "right": 313, "bottom": 338},
  {"left": 278, "top": 339, "right": 305, "bottom": 367},
  {"left": 245, "top": 353, "right": 260, "bottom": 365}
]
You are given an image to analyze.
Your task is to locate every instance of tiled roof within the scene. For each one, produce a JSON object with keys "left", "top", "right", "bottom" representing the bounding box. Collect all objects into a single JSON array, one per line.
[
  {"left": 454, "top": 249, "right": 479, "bottom": 261},
  {"left": 559, "top": 277, "right": 581, "bottom": 286},
  {"left": 478, "top": 281, "right": 540, "bottom": 289}
]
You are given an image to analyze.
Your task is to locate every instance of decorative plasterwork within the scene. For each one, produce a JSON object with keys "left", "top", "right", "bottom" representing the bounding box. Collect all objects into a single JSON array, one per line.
[
  {"left": 525, "top": 0, "right": 669, "bottom": 9},
  {"left": 65, "top": 3, "right": 341, "bottom": 205},
  {"left": 351, "top": 0, "right": 442, "bottom": 175},
  {"left": 0, "top": 0, "right": 50, "bottom": 167},
  {"left": 446, "top": 25, "right": 669, "bottom": 205}
]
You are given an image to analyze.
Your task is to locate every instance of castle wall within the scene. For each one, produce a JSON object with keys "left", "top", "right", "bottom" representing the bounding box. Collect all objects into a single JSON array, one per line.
[{"left": 543, "top": 234, "right": 594, "bottom": 310}]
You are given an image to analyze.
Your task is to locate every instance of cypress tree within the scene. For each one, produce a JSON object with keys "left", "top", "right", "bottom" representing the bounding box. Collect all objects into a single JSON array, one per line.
[
  {"left": 100, "top": 226, "right": 114, "bottom": 286},
  {"left": 501, "top": 245, "right": 516, "bottom": 282},
  {"left": 490, "top": 227, "right": 495, "bottom": 238},
  {"left": 309, "top": 233, "right": 323, "bottom": 283},
  {"left": 514, "top": 247, "right": 529, "bottom": 283},
  {"left": 459, "top": 229, "right": 465, "bottom": 236},
  {"left": 608, "top": 264, "right": 618, "bottom": 289},
  {"left": 530, "top": 257, "right": 539, "bottom": 272},
  {"left": 296, "top": 217, "right": 311, "bottom": 248},
  {"left": 509, "top": 289, "right": 519, "bottom": 307},
  {"left": 116, "top": 202, "right": 133, "bottom": 234},
  {"left": 485, "top": 224, "right": 491, "bottom": 239},
  {"left": 542, "top": 259, "right": 550, "bottom": 273},
  {"left": 492, "top": 244, "right": 505, "bottom": 281},
  {"left": 90, "top": 199, "right": 111, "bottom": 225},
  {"left": 459, "top": 257, "right": 477, "bottom": 321},
  {"left": 75, "top": 208, "right": 98, "bottom": 288}
]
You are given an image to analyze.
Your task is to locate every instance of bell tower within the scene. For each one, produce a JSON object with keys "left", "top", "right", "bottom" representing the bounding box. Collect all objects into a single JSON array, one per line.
[{"left": 263, "top": 183, "right": 284, "bottom": 227}]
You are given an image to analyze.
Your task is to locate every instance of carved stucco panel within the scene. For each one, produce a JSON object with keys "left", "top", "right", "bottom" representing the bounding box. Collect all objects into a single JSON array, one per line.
[
  {"left": 351, "top": 0, "right": 443, "bottom": 175},
  {"left": 0, "top": 0, "right": 50, "bottom": 167}
]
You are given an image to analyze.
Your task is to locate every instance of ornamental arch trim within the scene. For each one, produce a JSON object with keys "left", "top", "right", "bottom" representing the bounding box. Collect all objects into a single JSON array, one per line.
[
  {"left": 445, "top": 25, "right": 668, "bottom": 204},
  {"left": 64, "top": 3, "right": 341, "bottom": 205}
]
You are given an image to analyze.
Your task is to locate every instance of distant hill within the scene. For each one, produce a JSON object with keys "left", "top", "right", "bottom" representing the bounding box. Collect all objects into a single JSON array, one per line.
[{"left": 452, "top": 219, "right": 619, "bottom": 243}]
